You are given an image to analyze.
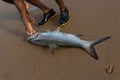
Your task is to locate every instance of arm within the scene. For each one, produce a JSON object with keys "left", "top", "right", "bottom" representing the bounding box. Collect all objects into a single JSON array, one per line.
[{"left": 13, "top": 0, "right": 36, "bottom": 35}]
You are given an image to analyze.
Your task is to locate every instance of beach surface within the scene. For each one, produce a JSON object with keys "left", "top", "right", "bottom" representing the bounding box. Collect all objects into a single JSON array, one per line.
[{"left": 0, "top": 0, "right": 120, "bottom": 80}]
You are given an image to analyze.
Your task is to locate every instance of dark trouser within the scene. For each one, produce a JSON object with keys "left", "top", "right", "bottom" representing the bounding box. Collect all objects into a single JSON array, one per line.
[{"left": 2, "top": 0, "right": 14, "bottom": 4}]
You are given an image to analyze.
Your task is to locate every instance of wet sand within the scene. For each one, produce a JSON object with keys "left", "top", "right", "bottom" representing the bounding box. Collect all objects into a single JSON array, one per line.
[{"left": 0, "top": 0, "right": 120, "bottom": 80}]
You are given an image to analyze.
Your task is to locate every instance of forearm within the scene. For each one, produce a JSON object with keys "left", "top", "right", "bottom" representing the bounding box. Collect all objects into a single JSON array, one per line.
[
  {"left": 13, "top": 0, "right": 29, "bottom": 25},
  {"left": 13, "top": 0, "right": 35, "bottom": 35}
]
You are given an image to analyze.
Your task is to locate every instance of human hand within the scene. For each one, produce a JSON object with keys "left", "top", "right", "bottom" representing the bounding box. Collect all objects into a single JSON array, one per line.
[{"left": 26, "top": 23, "right": 36, "bottom": 36}]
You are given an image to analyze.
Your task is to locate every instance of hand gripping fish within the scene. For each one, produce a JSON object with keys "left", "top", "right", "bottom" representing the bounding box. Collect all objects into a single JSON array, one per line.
[{"left": 28, "top": 27, "right": 111, "bottom": 60}]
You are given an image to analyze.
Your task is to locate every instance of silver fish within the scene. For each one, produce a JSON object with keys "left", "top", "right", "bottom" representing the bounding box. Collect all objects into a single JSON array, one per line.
[{"left": 28, "top": 27, "right": 111, "bottom": 60}]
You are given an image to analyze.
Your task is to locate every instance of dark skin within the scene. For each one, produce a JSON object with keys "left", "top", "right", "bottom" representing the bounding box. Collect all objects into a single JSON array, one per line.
[{"left": 5, "top": 0, "right": 66, "bottom": 35}]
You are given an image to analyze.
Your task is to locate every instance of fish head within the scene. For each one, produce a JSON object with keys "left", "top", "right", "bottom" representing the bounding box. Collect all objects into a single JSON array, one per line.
[
  {"left": 27, "top": 32, "right": 39, "bottom": 42},
  {"left": 27, "top": 31, "right": 49, "bottom": 43}
]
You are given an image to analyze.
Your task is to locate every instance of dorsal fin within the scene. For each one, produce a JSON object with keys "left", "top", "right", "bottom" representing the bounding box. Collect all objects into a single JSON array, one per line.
[{"left": 55, "top": 27, "right": 61, "bottom": 32}]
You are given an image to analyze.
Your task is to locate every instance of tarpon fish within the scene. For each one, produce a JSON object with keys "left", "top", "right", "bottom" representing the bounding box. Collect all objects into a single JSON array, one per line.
[{"left": 28, "top": 27, "right": 111, "bottom": 60}]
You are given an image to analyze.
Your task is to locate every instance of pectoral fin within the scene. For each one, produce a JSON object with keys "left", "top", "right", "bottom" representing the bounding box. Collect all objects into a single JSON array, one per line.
[{"left": 49, "top": 44, "right": 58, "bottom": 54}]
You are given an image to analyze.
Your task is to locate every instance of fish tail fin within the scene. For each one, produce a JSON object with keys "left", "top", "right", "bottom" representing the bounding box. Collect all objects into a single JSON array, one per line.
[{"left": 83, "top": 36, "right": 111, "bottom": 60}]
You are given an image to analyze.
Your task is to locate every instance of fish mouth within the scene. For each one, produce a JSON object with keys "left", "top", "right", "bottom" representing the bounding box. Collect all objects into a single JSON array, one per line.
[{"left": 27, "top": 32, "right": 39, "bottom": 41}]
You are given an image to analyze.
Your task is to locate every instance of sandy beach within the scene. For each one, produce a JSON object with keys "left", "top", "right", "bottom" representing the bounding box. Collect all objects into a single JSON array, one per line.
[{"left": 0, "top": 0, "right": 120, "bottom": 80}]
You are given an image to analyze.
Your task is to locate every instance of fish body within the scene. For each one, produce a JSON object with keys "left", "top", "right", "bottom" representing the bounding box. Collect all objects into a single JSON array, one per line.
[{"left": 28, "top": 28, "right": 111, "bottom": 60}]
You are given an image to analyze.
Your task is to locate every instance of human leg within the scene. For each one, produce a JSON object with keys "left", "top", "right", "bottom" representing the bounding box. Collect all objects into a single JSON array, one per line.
[
  {"left": 55, "top": 0, "right": 70, "bottom": 27},
  {"left": 25, "top": 0, "right": 56, "bottom": 26},
  {"left": 55, "top": 0, "right": 66, "bottom": 11},
  {"left": 25, "top": 0, "right": 50, "bottom": 13}
]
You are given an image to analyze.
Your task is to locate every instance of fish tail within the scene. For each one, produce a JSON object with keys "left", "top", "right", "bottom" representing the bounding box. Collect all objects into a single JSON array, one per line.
[{"left": 84, "top": 36, "right": 111, "bottom": 60}]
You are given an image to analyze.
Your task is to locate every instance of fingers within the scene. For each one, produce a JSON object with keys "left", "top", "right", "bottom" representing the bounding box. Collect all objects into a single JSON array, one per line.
[{"left": 26, "top": 29, "right": 37, "bottom": 36}]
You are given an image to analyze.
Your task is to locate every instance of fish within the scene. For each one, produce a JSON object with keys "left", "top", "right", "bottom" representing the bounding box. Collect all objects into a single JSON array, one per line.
[{"left": 28, "top": 27, "right": 111, "bottom": 60}]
